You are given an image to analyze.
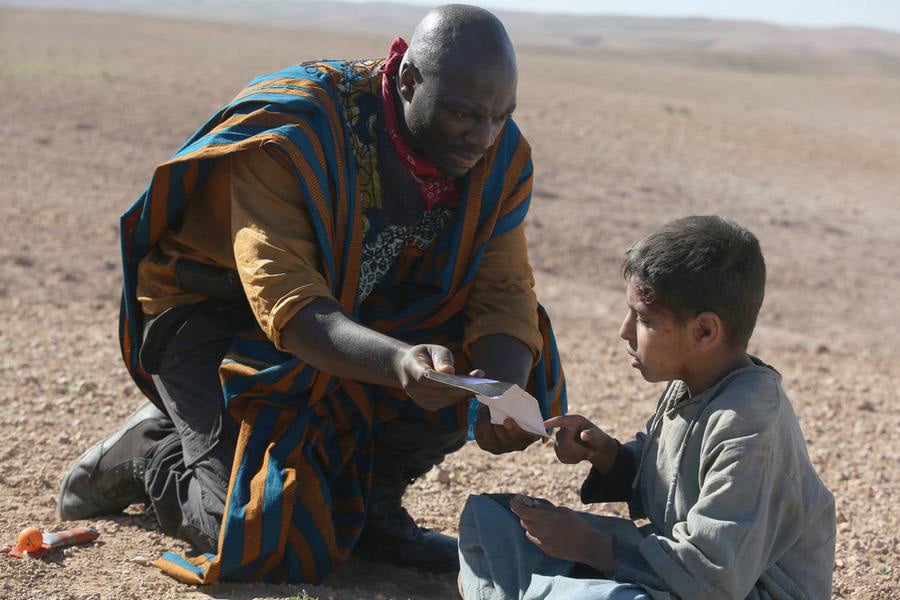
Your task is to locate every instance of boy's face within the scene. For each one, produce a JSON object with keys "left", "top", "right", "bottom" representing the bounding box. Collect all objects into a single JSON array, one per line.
[{"left": 618, "top": 277, "right": 692, "bottom": 383}]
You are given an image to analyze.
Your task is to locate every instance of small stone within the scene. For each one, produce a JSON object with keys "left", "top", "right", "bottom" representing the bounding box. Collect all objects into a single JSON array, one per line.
[
  {"left": 131, "top": 555, "right": 151, "bottom": 566},
  {"left": 857, "top": 400, "right": 875, "bottom": 412},
  {"left": 427, "top": 466, "right": 451, "bottom": 485},
  {"left": 77, "top": 382, "right": 98, "bottom": 396}
]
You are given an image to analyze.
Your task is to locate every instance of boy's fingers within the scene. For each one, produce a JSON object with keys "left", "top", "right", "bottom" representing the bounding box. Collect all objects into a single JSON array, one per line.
[
  {"left": 510, "top": 499, "right": 541, "bottom": 521},
  {"left": 544, "top": 414, "right": 592, "bottom": 431},
  {"left": 555, "top": 427, "right": 577, "bottom": 445},
  {"left": 555, "top": 428, "right": 587, "bottom": 456},
  {"left": 511, "top": 496, "right": 556, "bottom": 520},
  {"left": 580, "top": 427, "right": 604, "bottom": 445},
  {"left": 555, "top": 447, "right": 586, "bottom": 464}
]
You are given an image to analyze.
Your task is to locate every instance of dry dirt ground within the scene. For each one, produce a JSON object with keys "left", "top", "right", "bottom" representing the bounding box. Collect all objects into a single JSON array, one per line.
[{"left": 1, "top": 7, "right": 899, "bottom": 599}]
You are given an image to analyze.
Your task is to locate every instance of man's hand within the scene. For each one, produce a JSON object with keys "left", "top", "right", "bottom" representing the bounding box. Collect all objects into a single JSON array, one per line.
[
  {"left": 395, "top": 344, "right": 475, "bottom": 411},
  {"left": 474, "top": 404, "right": 539, "bottom": 455},
  {"left": 544, "top": 414, "right": 619, "bottom": 473},
  {"left": 509, "top": 495, "right": 614, "bottom": 572}
]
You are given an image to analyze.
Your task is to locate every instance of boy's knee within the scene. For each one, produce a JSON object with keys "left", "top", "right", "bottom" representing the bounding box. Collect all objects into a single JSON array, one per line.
[{"left": 460, "top": 493, "right": 517, "bottom": 533}]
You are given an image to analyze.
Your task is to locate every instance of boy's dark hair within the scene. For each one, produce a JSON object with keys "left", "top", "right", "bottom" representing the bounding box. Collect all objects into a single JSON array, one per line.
[{"left": 622, "top": 215, "right": 766, "bottom": 348}]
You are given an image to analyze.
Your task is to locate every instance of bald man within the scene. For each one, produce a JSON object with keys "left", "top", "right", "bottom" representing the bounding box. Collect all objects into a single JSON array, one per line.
[{"left": 58, "top": 4, "right": 566, "bottom": 583}]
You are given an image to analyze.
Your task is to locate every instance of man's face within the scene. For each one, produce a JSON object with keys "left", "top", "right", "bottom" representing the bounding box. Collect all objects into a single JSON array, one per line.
[
  {"left": 618, "top": 277, "right": 692, "bottom": 384},
  {"left": 399, "top": 62, "right": 517, "bottom": 178}
]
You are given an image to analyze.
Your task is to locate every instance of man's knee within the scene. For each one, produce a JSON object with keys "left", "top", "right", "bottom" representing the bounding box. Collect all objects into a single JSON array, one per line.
[{"left": 374, "top": 419, "right": 467, "bottom": 482}]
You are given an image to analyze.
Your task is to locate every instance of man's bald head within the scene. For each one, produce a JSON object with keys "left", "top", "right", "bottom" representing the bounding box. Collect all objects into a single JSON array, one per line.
[
  {"left": 394, "top": 5, "right": 518, "bottom": 178},
  {"left": 406, "top": 4, "right": 517, "bottom": 77}
]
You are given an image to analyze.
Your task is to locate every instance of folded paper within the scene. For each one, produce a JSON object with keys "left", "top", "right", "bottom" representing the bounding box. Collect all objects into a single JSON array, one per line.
[
  {"left": 475, "top": 384, "right": 548, "bottom": 438},
  {"left": 421, "top": 371, "right": 548, "bottom": 437}
]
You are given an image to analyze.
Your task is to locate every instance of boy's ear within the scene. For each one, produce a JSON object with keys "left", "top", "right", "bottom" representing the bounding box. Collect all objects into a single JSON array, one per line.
[{"left": 690, "top": 311, "right": 724, "bottom": 350}]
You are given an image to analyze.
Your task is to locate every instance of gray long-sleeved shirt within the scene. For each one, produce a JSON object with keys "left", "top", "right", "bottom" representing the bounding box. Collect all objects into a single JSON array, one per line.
[{"left": 583, "top": 359, "right": 836, "bottom": 599}]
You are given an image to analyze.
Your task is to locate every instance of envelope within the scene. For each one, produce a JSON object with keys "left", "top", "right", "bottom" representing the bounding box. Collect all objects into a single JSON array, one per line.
[
  {"left": 422, "top": 371, "right": 547, "bottom": 437},
  {"left": 475, "top": 384, "right": 548, "bottom": 438}
]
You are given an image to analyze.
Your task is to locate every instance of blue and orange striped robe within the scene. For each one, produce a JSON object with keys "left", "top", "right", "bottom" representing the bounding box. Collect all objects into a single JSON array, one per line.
[{"left": 118, "top": 58, "right": 566, "bottom": 583}]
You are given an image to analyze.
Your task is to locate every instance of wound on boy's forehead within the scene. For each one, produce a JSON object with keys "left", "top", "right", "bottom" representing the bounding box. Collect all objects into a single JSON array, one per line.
[{"left": 636, "top": 283, "right": 654, "bottom": 306}]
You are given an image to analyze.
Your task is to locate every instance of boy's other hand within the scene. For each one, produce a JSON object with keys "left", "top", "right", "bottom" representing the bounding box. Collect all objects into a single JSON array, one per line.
[
  {"left": 544, "top": 414, "right": 619, "bottom": 473},
  {"left": 509, "top": 495, "right": 614, "bottom": 572},
  {"left": 474, "top": 404, "right": 538, "bottom": 455}
]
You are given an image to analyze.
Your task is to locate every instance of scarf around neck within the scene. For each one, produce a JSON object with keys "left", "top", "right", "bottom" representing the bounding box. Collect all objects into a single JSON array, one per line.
[{"left": 381, "top": 37, "right": 459, "bottom": 211}]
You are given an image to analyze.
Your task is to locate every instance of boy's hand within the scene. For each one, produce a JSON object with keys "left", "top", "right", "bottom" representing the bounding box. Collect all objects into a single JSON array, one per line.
[
  {"left": 544, "top": 414, "right": 619, "bottom": 473},
  {"left": 509, "top": 495, "right": 614, "bottom": 572},
  {"left": 474, "top": 405, "right": 539, "bottom": 454}
]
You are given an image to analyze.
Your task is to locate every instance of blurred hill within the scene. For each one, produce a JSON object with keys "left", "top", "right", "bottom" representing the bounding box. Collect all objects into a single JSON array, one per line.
[{"left": 6, "top": 0, "right": 900, "bottom": 76}]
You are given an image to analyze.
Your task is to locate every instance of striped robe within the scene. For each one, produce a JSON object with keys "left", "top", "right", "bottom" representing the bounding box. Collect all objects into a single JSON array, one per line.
[{"left": 118, "top": 58, "right": 566, "bottom": 583}]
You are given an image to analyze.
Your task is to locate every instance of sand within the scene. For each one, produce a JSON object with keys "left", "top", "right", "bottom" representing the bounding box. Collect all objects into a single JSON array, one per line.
[{"left": 1, "top": 6, "right": 898, "bottom": 599}]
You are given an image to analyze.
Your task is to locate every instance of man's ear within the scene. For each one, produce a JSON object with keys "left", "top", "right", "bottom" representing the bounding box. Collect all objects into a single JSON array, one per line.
[
  {"left": 398, "top": 61, "right": 418, "bottom": 103},
  {"left": 691, "top": 311, "right": 724, "bottom": 351}
]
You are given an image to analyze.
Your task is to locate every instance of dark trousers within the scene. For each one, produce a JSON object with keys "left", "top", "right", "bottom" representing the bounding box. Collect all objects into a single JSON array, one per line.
[{"left": 140, "top": 302, "right": 466, "bottom": 552}]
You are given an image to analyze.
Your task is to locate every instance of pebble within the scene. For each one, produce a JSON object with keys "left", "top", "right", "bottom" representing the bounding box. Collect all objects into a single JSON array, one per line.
[{"left": 427, "top": 466, "right": 452, "bottom": 485}]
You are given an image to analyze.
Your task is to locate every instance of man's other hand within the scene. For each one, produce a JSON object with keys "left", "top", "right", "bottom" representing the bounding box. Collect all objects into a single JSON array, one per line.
[{"left": 474, "top": 404, "right": 538, "bottom": 455}]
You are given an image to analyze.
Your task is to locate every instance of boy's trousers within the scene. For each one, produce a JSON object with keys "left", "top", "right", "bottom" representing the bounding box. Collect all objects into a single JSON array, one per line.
[{"left": 458, "top": 493, "right": 659, "bottom": 600}]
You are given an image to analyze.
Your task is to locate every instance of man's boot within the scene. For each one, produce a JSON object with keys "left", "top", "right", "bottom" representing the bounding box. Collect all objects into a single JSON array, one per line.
[
  {"left": 58, "top": 401, "right": 174, "bottom": 520},
  {"left": 354, "top": 478, "right": 460, "bottom": 573}
]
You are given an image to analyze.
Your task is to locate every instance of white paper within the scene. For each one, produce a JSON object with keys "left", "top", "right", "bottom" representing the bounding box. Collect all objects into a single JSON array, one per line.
[{"left": 475, "top": 384, "right": 548, "bottom": 438}]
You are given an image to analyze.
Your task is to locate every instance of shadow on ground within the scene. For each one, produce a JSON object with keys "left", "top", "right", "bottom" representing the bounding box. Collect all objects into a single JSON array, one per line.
[{"left": 193, "top": 556, "right": 457, "bottom": 599}]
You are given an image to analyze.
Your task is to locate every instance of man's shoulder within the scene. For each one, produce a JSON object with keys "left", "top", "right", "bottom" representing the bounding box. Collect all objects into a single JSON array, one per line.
[
  {"left": 486, "top": 118, "right": 532, "bottom": 178},
  {"left": 235, "top": 58, "right": 384, "bottom": 109},
  {"left": 501, "top": 118, "right": 528, "bottom": 152},
  {"left": 252, "top": 56, "right": 382, "bottom": 79}
]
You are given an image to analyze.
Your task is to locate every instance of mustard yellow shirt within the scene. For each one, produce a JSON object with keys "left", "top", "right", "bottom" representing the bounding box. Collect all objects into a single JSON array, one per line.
[{"left": 136, "top": 145, "right": 542, "bottom": 358}]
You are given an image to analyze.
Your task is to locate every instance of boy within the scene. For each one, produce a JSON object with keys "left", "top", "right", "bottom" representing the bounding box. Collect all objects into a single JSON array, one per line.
[{"left": 458, "top": 216, "right": 835, "bottom": 599}]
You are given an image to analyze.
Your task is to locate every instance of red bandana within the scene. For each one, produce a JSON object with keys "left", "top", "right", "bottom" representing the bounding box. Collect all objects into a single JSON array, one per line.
[{"left": 381, "top": 37, "right": 459, "bottom": 211}]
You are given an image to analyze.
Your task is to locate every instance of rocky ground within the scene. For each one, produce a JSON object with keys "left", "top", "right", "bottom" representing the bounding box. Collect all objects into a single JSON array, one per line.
[{"left": 1, "top": 6, "right": 898, "bottom": 599}]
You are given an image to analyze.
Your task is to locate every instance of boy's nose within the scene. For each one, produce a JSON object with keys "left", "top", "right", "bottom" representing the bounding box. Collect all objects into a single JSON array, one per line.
[{"left": 618, "top": 315, "right": 632, "bottom": 342}]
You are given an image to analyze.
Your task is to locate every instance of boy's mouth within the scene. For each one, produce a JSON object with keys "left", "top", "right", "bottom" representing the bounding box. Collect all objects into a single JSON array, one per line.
[{"left": 627, "top": 350, "right": 641, "bottom": 369}]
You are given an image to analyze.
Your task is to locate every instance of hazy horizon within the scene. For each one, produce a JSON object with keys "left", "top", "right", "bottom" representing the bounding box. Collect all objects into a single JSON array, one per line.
[
  {"left": 3, "top": 0, "right": 900, "bottom": 33},
  {"left": 352, "top": 0, "right": 900, "bottom": 32}
]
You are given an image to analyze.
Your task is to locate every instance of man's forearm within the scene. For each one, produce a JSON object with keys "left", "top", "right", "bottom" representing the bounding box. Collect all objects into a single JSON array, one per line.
[
  {"left": 468, "top": 334, "right": 533, "bottom": 387},
  {"left": 280, "top": 297, "right": 408, "bottom": 387}
]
